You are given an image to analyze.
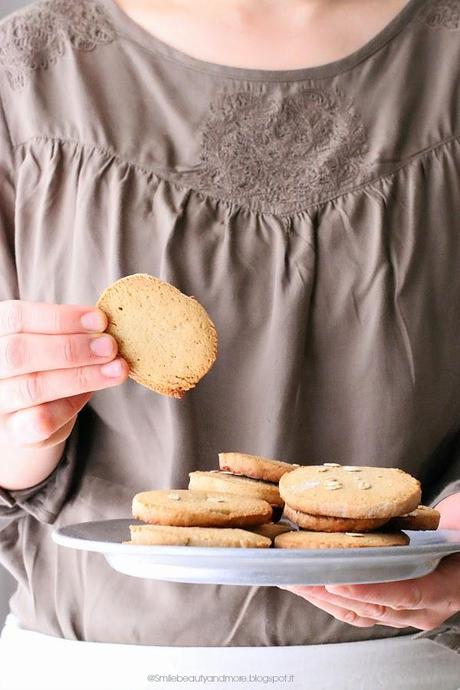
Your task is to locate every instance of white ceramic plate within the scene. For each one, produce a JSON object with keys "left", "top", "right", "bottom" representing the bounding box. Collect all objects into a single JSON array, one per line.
[{"left": 52, "top": 519, "right": 460, "bottom": 586}]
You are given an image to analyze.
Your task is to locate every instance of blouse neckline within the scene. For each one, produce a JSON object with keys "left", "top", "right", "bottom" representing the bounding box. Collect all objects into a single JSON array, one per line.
[{"left": 100, "top": 0, "right": 425, "bottom": 82}]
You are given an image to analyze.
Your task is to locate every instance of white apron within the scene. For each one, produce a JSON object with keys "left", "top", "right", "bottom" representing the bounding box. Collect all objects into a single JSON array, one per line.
[{"left": 0, "top": 613, "right": 459, "bottom": 690}]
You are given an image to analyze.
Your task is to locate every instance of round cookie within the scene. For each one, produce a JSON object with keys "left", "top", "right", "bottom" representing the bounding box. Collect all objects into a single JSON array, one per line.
[
  {"left": 189, "top": 470, "right": 284, "bottom": 507},
  {"left": 218, "top": 452, "right": 300, "bottom": 483},
  {"left": 128, "top": 525, "right": 271, "bottom": 548},
  {"left": 96, "top": 273, "right": 218, "bottom": 398},
  {"left": 274, "top": 530, "right": 410, "bottom": 549},
  {"left": 283, "top": 504, "right": 390, "bottom": 532},
  {"left": 387, "top": 505, "right": 440, "bottom": 531},
  {"left": 132, "top": 489, "right": 272, "bottom": 527},
  {"left": 279, "top": 464, "right": 421, "bottom": 519}
]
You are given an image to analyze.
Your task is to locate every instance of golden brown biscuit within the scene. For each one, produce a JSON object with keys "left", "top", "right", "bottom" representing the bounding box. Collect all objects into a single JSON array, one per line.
[
  {"left": 218, "top": 452, "right": 300, "bottom": 483},
  {"left": 387, "top": 505, "right": 440, "bottom": 531},
  {"left": 279, "top": 465, "right": 421, "bottom": 519},
  {"left": 189, "top": 470, "right": 283, "bottom": 507},
  {"left": 274, "top": 529, "right": 410, "bottom": 549},
  {"left": 132, "top": 489, "right": 272, "bottom": 527},
  {"left": 128, "top": 524, "right": 271, "bottom": 547},
  {"left": 97, "top": 273, "right": 218, "bottom": 398},
  {"left": 283, "top": 504, "right": 390, "bottom": 532}
]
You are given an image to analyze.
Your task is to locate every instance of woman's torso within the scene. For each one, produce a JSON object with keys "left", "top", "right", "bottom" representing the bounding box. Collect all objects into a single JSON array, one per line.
[{"left": 0, "top": 0, "right": 459, "bottom": 645}]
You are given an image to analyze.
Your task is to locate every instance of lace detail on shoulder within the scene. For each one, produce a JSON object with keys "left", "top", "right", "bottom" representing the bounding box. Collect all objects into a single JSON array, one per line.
[
  {"left": 185, "top": 87, "right": 370, "bottom": 214},
  {"left": 0, "top": 0, "right": 116, "bottom": 91},
  {"left": 418, "top": 0, "right": 460, "bottom": 30}
]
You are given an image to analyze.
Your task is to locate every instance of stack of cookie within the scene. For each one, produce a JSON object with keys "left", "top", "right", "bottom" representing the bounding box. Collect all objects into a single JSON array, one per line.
[
  {"left": 128, "top": 452, "right": 302, "bottom": 548},
  {"left": 275, "top": 463, "right": 440, "bottom": 549},
  {"left": 129, "top": 488, "right": 275, "bottom": 548},
  {"left": 128, "top": 458, "right": 440, "bottom": 549},
  {"left": 188, "top": 452, "right": 299, "bottom": 522}
]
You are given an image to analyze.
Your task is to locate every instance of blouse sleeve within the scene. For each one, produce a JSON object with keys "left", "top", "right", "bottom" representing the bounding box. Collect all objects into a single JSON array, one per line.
[{"left": 0, "top": 90, "right": 80, "bottom": 526}]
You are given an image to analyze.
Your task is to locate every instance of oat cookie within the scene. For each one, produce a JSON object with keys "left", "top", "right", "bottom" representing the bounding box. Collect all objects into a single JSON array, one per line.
[
  {"left": 189, "top": 471, "right": 284, "bottom": 507},
  {"left": 132, "top": 489, "right": 272, "bottom": 527},
  {"left": 128, "top": 524, "right": 271, "bottom": 548},
  {"left": 279, "top": 465, "right": 421, "bottom": 519},
  {"left": 97, "top": 273, "right": 218, "bottom": 398},
  {"left": 274, "top": 529, "right": 410, "bottom": 549},
  {"left": 387, "top": 505, "right": 440, "bottom": 531},
  {"left": 218, "top": 452, "right": 299, "bottom": 483},
  {"left": 282, "top": 504, "right": 390, "bottom": 532}
]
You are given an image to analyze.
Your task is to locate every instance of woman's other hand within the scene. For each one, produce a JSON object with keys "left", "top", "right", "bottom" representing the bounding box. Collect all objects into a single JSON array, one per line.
[{"left": 278, "top": 493, "right": 460, "bottom": 630}]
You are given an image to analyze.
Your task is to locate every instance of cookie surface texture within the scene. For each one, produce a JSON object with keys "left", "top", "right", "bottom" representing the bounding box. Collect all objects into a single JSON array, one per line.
[
  {"left": 96, "top": 273, "right": 218, "bottom": 398},
  {"left": 218, "top": 452, "right": 299, "bottom": 483},
  {"left": 279, "top": 465, "right": 421, "bottom": 519},
  {"left": 282, "top": 504, "right": 390, "bottom": 532},
  {"left": 129, "top": 525, "right": 271, "bottom": 547},
  {"left": 274, "top": 530, "right": 410, "bottom": 549},
  {"left": 189, "top": 471, "right": 283, "bottom": 507},
  {"left": 132, "top": 489, "right": 272, "bottom": 527}
]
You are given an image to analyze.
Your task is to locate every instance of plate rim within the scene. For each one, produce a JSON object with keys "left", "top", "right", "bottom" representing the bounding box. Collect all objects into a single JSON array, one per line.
[{"left": 51, "top": 519, "right": 460, "bottom": 560}]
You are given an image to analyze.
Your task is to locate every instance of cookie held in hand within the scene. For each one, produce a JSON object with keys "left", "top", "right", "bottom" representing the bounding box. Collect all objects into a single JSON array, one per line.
[{"left": 97, "top": 273, "right": 218, "bottom": 398}]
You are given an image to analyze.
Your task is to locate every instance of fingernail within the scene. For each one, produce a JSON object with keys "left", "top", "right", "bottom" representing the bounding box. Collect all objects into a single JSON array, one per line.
[
  {"left": 90, "top": 335, "right": 114, "bottom": 357},
  {"left": 100, "top": 359, "right": 123, "bottom": 378},
  {"left": 81, "top": 310, "right": 106, "bottom": 332}
]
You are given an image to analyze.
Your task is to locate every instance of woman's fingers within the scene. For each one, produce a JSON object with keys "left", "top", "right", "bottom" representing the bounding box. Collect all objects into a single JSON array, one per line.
[
  {"left": 0, "top": 333, "right": 119, "bottom": 379},
  {"left": 47, "top": 416, "right": 79, "bottom": 445},
  {"left": 282, "top": 583, "right": 457, "bottom": 631},
  {"left": 295, "top": 592, "right": 380, "bottom": 628},
  {"left": 324, "top": 581, "right": 424, "bottom": 610},
  {"left": 22, "top": 415, "right": 79, "bottom": 450},
  {"left": 0, "top": 300, "right": 107, "bottom": 336},
  {"left": 325, "top": 558, "right": 460, "bottom": 613},
  {"left": 3, "top": 392, "right": 93, "bottom": 446},
  {"left": 0, "top": 358, "right": 129, "bottom": 415},
  {"left": 0, "top": 300, "right": 127, "bottom": 456}
]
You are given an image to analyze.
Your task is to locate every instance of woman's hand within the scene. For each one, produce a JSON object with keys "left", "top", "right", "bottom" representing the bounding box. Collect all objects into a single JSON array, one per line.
[
  {"left": 0, "top": 300, "right": 129, "bottom": 489},
  {"left": 279, "top": 493, "right": 460, "bottom": 631}
]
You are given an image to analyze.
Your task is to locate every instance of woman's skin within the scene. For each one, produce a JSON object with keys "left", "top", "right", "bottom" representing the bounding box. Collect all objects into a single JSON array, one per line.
[
  {"left": 0, "top": 0, "right": 458, "bottom": 635},
  {"left": 0, "top": 302, "right": 129, "bottom": 489},
  {"left": 114, "top": 0, "right": 409, "bottom": 70}
]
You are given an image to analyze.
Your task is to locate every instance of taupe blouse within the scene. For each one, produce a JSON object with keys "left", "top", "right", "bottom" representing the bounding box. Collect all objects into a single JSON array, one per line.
[{"left": 0, "top": 0, "right": 459, "bottom": 650}]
